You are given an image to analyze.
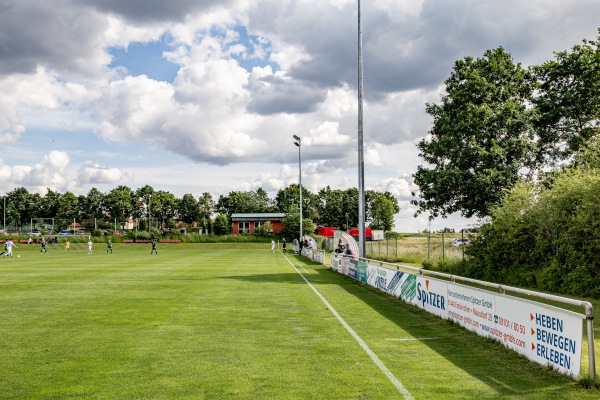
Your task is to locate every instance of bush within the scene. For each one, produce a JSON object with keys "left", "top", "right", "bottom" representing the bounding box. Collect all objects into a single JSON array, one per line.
[{"left": 464, "top": 169, "right": 600, "bottom": 298}]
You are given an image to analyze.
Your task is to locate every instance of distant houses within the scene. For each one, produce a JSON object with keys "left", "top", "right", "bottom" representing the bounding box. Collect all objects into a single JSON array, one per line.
[{"left": 231, "top": 213, "right": 285, "bottom": 235}]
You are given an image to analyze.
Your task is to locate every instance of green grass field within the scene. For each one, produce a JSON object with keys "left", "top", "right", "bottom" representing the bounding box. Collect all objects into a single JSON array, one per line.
[{"left": 0, "top": 242, "right": 598, "bottom": 399}]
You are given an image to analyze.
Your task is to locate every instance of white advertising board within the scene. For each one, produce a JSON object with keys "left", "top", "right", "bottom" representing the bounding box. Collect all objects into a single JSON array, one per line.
[
  {"left": 411, "top": 276, "right": 449, "bottom": 319},
  {"left": 365, "top": 264, "right": 418, "bottom": 303},
  {"left": 446, "top": 283, "right": 583, "bottom": 377},
  {"left": 332, "top": 262, "right": 585, "bottom": 378},
  {"left": 497, "top": 294, "right": 582, "bottom": 376}
]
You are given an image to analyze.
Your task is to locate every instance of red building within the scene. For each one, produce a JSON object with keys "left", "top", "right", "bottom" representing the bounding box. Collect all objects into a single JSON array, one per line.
[{"left": 231, "top": 213, "right": 286, "bottom": 235}]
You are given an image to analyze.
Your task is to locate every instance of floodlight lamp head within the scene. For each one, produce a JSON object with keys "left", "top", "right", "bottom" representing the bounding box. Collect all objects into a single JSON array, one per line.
[
  {"left": 294, "top": 142, "right": 300, "bottom": 147},
  {"left": 293, "top": 135, "right": 301, "bottom": 141}
]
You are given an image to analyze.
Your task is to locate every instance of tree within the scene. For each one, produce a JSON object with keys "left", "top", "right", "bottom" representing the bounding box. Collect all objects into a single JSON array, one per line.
[
  {"left": 135, "top": 185, "right": 154, "bottom": 229},
  {"left": 198, "top": 192, "right": 214, "bottom": 232},
  {"left": 56, "top": 192, "right": 80, "bottom": 221},
  {"left": 6, "top": 187, "right": 35, "bottom": 229},
  {"left": 105, "top": 186, "right": 134, "bottom": 229},
  {"left": 254, "top": 187, "right": 276, "bottom": 213},
  {"left": 213, "top": 214, "right": 230, "bottom": 235},
  {"left": 82, "top": 188, "right": 106, "bottom": 220},
  {"left": 41, "top": 189, "right": 61, "bottom": 218},
  {"left": 282, "top": 204, "right": 316, "bottom": 239},
  {"left": 216, "top": 189, "right": 276, "bottom": 216},
  {"left": 315, "top": 187, "right": 361, "bottom": 229},
  {"left": 412, "top": 47, "right": 535, "bottom": 219},
  {"left": 153, "top": 191, "right": 177, "bottom": 229},
  {"left": 275, "top": 184, "right": 319, "bottom": 220},
  {"left": 366, "top": 191, "right": 399, "bottom": 231},
  {"left": 532, "top": 30, "right": 600, "bottom": 166},
  {"left": 178, "top": 194, "right": 199, "bottom": 225},
  {"left": 316, "top": 186, "right": 346, "bottom": 228}
]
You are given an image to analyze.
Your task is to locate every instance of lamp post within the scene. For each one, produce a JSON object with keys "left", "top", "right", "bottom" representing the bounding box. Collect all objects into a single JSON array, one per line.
[{"left": 293, "top": 135, "right": 302, "bottom": 244}]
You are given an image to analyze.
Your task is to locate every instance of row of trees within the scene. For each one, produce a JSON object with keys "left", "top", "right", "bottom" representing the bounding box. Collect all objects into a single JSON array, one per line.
[
  {"left": 0, "top": 184, "right": 399, "bottom": 235},
  {"left": 414, "top": 29, "right": 600, "bottom": 298}
]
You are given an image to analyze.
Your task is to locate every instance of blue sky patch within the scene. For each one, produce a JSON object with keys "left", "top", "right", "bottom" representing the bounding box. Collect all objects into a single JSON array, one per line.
[
  {"left": 109, "top": 37, "right": 180, "bottom": 83},
  {"left": 220, "top": 25, "right": 278, "bottom": 73}
]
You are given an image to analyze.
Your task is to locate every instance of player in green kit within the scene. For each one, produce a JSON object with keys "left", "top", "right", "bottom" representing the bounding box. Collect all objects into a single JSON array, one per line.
[{"left": 106, "top": 239, "right": 113, "bottom": 253}]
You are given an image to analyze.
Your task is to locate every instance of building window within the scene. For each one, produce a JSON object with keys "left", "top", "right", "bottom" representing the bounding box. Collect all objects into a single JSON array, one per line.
[
  {"left": 238, "top": 222, "right": 250, "bottom": 234},
  {"left": 254, "top": 222, "right": 263, "bottom": 231}
]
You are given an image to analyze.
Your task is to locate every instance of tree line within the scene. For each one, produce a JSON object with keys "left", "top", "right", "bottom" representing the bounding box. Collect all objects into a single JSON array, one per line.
[
  {"left": 415, "top": 29, "right": 600, "bottom": 298},
  {"left": 0, "top": 184, "right": 399, "bottom": 235}
]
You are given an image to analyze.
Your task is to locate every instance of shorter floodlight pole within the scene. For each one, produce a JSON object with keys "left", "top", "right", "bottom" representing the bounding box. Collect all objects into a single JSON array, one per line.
[{"left": 293, "top": 135, "right": 302, "bottom": 245}]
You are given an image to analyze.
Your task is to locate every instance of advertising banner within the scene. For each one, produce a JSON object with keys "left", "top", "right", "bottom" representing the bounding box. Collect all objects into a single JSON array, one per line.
[
  {"left": 356, "top": 261, "right": 367, "bottom": 283},
  {"left": 496, "top": 294, "right": 583, "bottom": 377},
  {"left": 330, "top": 262, "right": 585, "bottom": 378},
  {"left": 347, "top": 259, "right": 357, "bottom": 279},
  {"left": 447, "top": 283, "right": 583, "bottom": 377},
  {"left": 330, "top": 256, "right": 341, "bottom": 273},
  {"left": 367, "top": 264, "right": 418, "bottom": 303},
  {"left": 411, "top": 276, "right": 448, "bottom": 319}
]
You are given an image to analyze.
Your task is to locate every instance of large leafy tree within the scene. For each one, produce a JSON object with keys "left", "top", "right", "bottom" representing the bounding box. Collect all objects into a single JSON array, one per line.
[
  {"left": 316, "top": 186, "right": 346, "bottom": 228},
  {"left": 213, "top": 214, "right": 230, "bottom": 235},
  {"left": 29, "top": 193, "right": 44, "bottom": 221},
  {"left": 105, "top": 186, "right": 134, "bottom": 228},
  {"left": 82, "top": 188, "right": 106, "bottom": 220},
  {"left": 153, "top": 191, "right": 177, "bottom": 229},
  {"left": 6, "top": 187, "right": 36, "bottom": 228},
  {"left": 315, "top": 187, "right": 360, "bottom": 229},
  {"left": 412, "top": 47, "right": 535, "bottom": 219},
  {"left": 216, "top": 188, "right": 276, "bottom": 217},
  {"left": 135, "top": 185, "right": 154, "bottom": 229},
  {"left": 282, "top": 204, "right": 316, "bottom": 239},
  {"left": 275, "top": 184, "right": 319, "bottom": 220},
  {"left": 56, "top": 192, "right": 80, "bottom": 221},
  {"left": 532, "top": 30, "right": 600, "bottom": 166},
  {"left": 198, "top": 192, "right": 214, "bottom": 231},
  {"left": 366, "top": 191, "right": 399, "bottom": 231},
  {"left": 178, "top": 194, "right": 199, "bottom": 225},
  {"left": 41, "top": 189, "right": 61, "bottom": 218},
  {"left": 254, "top": 188, "right": 276, "bottom": 213}
]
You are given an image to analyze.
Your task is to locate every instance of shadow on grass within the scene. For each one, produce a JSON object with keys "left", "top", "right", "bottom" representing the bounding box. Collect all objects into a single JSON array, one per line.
[{"left": 224, "top": 255, "right": 598, "bottom": 399}]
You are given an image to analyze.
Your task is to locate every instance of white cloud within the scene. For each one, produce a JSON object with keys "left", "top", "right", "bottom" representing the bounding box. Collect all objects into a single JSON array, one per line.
[
  {"left": 77, "top": 161, "right": 124, "bottom": 184},
  {"left": 308, "top": 121, "right": 350, "bottom": 146},
  {"left": 0, "top": 151, "right": 72, "bottom": 193}
]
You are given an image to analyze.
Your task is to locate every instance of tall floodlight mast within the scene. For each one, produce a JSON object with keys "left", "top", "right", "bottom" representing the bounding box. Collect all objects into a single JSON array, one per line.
[{"left": 357, "top": 0, "right": 366, "bottom": 257}]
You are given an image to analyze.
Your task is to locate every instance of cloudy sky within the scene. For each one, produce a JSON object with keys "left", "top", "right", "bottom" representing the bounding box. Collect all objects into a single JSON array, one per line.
[{"left": 0, "top": 0, "right": 598, "bottom": 232}]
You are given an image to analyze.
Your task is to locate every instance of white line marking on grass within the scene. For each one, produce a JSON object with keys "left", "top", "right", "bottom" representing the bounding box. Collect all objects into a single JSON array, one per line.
[
  {"left": 300, "top": 266, "right": 311, "bottom": 274},
  {"left": 283, "top": 256, "right": 415, "bottom": 400}
]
